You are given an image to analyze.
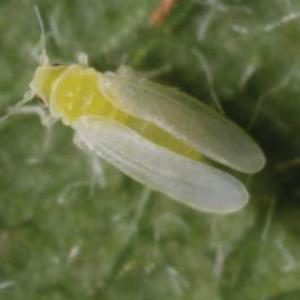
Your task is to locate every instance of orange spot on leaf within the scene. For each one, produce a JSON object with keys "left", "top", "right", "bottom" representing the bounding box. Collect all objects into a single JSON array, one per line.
[{"left": 149, "top": 0, "right": 178, "bottom": 26}]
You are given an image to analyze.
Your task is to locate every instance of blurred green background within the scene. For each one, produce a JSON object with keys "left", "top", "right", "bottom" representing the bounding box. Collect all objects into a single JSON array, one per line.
[{"left": 0, "top": 0, "right": 300, "bottom": 299}]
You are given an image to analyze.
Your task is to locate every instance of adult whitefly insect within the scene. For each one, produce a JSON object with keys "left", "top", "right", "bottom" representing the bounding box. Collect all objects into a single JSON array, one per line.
[
  {"left": 0, "top": 6, "right": 265, "bottom": 213},
  {"left": 28, "top": 62, "right": 265, "bottom": 214}
]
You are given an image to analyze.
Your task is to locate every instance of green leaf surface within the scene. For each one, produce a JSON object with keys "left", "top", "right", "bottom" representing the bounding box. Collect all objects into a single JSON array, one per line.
[{"left": 0, "top": 1, "right": 299, "bottom": 299}]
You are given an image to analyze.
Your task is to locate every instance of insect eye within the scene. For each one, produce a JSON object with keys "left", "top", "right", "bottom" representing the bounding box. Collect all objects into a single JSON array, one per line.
[{"left": 35, "top": 96, "right": 46, "bottom": 106}]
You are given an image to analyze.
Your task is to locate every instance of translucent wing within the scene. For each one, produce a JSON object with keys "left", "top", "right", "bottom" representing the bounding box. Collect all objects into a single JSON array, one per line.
[
  {"left": 74, "top": 116, "right": 249, "bottom": 213},
  {"left": 98, "top": 69, "right": 265, "bottom": 174}
]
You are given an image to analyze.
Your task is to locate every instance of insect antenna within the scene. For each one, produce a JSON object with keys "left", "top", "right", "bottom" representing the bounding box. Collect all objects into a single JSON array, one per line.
[
  {"left": 34, "top": 5, "right": 50, "bottom": 66},
  {"left": 0, "top": 7, "right": 50, "bottom": 127}
]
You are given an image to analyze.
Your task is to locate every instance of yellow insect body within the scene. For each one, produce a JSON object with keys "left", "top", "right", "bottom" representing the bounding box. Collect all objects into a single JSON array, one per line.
[
  {"left": 29, "top": 63, "right": 265, "bottom": 213},
  {"left": 31, "top": 64, "right": 201, "bottom": 161}
]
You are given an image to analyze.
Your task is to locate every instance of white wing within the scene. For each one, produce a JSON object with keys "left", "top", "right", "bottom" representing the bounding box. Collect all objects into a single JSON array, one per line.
[
  {"left": 98, "top": 70, "right": 265, "bottom": 174},
  {"left": 74, "top": 116, "right": 249, "bottom": 213}
]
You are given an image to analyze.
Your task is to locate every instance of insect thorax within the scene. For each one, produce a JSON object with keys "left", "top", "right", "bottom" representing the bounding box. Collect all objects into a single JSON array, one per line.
[{"left": 31, "top": 64, "right": 124, "bottom": 125}]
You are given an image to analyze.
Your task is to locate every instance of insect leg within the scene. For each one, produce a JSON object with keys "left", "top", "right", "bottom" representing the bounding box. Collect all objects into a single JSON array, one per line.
[
  {"left": 73, "top": 132, "right": 107, "bottom": 190},
  {"left": 115, "top": 65, "right": 171, "bottom": 79},
  {"left": 0, "top": 104, "right": 56, "bottom": 164},
  {"left": 0, "top": 103, "right": 55, "bottom": 129},
  {"left": 76, "top": 51, "right": 89, "bottom": 68}
]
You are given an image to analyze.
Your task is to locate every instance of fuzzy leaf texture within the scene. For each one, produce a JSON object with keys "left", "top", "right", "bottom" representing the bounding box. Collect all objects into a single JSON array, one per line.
[{"left": 0, "top": 0, "right": 299, "bottom": 299}]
